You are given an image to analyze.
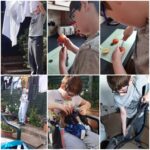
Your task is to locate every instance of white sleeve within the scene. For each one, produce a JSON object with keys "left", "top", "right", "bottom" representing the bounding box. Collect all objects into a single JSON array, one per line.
[
  {"left": 72, "top": 95, "right": 83, "bottom": 107},
  {"left": 48, "top": 90, "right": 55, "bottom": 106}
]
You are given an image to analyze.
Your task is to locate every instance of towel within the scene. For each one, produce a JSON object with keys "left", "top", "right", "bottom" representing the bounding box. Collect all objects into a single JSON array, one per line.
[{"left": 2, "top": 1, "right": 38, "bottom": 46}]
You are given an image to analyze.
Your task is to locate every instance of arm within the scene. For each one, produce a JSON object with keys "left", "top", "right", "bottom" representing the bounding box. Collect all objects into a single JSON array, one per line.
[
  {"left": 120, "top": 106, "right": 127, "bottom": 136},
  {"left": 123, "top": 26, "right": 134, "bottom": 41},
  {"left": 59, "top": 47, "right": 69, "bottom": 74},
  {"left": 64, "top": 38, "right": 79, "bottom": 54},
  {"left": 78, "top": 99, "right": 91, "bottom": 115},
  {"left": 38, "top": 2, "right": 46, "bottom": 15},
  {"left": 48, "top": 102, "right": 73, "bottom": 115},
  {"left": 112, "top": 46, "right": 127, "bottom": 74}
]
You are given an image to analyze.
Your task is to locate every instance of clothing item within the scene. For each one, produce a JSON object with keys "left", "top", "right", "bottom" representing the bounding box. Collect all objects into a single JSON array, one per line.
[
  {"left": 38, "top": 75, "right": 47, "bottom": 93},
  {"left": 29, "top": 13, "right": 46, "bottom": 37},
  {"left": 126, "top": 113, "right": 145, "bottom": 142},
  {"left": 70, "top": 32, "right": 99, "bottom": 74},
  {"left": 20, "top": 88, "right": 29, "bottom": 102},
  {"left": 134, "top": 21, "right": 149, "bottom": 74},
  {"left": 114, "top": 75, "right": 148, "bottom": 118},
  {"left": 10, "top": 77, "right": 21, "bottom": 95},
  {"left": 2, "top": 1, "right": 38, "bottom": 46},
  {"left": 18, "top": 88, "right": 29, "bottom": 124},
  {"left": 18, "top": 100, "right": 29, "bottom": 124},
  {"left": 28, "top": 76, "right": 39, "bottom": 101},
  {"left": 63, "top": 130, "right": 99, "bottom": 149},
  {"left": 28, "top": 36, "right": 43, "bottom": 74}
]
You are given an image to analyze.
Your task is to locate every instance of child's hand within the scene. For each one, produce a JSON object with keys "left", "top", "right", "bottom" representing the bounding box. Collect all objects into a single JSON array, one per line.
[
  {"left": 79, "top": 106, "right": 87, "bottom": 115},
  {"left": 64, "top": 38, "right": 74, "bottom": 50},
  {"left": 61, "top": 105, "right": 73, "bottom": 115},
  {"left": 123, "top": 26, "right": 134, "bottom": 41},
  {"left": 64, "top": 37, "right": 79, "bottom": 53},
  {"left": 112, "top": 46, "right": 125, "bottom": 63},
  {"left": 123, "top": 128, "right": 128, "bottom": 137},
  {"left": 141, "top": 92, "right": 150, "bottom": 103}
]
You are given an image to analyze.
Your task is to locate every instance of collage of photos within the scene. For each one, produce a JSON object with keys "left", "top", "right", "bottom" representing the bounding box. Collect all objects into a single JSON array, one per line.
[{"left": 0, "top": 0, "right": 149, "bottom": 150}]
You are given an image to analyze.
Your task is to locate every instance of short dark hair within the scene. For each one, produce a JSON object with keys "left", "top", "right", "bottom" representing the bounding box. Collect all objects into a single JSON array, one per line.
[
  {"left": 107, "top": 76, "right": 131, "bottom": 91},
  {"left": 61, "top": 76, "right": 83, "bottom": 95},
  {"left": 70, "top": 1, "right": 99, "bottom": 17},
  {"left": 101, "top": 1, "right": 112, "bottom": 10}
]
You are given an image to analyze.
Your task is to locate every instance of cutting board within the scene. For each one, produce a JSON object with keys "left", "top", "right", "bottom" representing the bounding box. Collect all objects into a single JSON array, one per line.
[
  {"left": 48, "top": 46, "right": 75, "bottom": 74},
  {"left": 101, "top": 29, "right": 137, "bottom": 63}
]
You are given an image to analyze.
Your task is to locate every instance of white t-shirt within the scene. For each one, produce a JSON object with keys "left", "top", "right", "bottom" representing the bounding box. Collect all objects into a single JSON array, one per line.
[
  {"left": 48, "top": 88, "right": 83, "bottom": 113},
  {"left": 114, "top": 75, "right": 148, "bottom": 118}
]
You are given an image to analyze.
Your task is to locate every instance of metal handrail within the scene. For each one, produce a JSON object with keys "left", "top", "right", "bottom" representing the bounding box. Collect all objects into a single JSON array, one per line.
[{"left": 1, "top": 113, "right": 21, "bottom": 140}]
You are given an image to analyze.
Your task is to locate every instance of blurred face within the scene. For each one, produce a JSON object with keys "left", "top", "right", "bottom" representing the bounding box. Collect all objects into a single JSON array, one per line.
[
  {"left": 61, "top": 90, "right": 75, "bottom": 100},
  {"left": 117, "top": 85, "right": 129, "bottom": 96},
  {"left": 105, "top": 1, "right": 148, "bottom": 28},
  {"left": 71, "top": 2, "right": 97, "bottom": 35},
  {"left": 112, "top": 79, "right": 132, "bottom": 96},
  {"left": 34, "top": 6, "right": 41, "bottom": 14}
]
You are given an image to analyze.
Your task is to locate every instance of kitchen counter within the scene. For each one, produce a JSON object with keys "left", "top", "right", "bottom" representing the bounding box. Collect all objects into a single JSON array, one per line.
[{"left": 100, "top": 21, "right": 137, "bottom": 74}]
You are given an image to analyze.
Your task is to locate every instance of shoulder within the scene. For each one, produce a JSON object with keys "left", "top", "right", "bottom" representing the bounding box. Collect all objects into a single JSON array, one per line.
[
  {"left": 48, "top": 89, "right": 59, "bottom": 97},
  {"left": 80, "top": 34, "right": 99, "bottom": 53}
]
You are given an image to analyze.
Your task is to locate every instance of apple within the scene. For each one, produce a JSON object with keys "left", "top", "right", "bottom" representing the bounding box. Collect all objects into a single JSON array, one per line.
[
  {"left": 57, "top": 34, "right": 67, "bottom": 44},
  {"left": 112, "top": 38, "right": 119, "bottom": 44}
]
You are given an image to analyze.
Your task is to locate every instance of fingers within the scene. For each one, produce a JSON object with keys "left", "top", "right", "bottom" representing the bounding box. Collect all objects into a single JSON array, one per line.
[
  {"left": 122, "top": 36, "right": 128, "bottom": 41},
  {"left": 79, "top": 108, "right": 86, "bottom": 115},
  {"left": 63, "top": 105, "right": 73, "bottom": 115}
]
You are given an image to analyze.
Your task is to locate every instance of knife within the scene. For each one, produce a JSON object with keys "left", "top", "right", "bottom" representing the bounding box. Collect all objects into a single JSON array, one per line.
[{"left": 120, "top": 40, "right": 124, "bottom": 47}]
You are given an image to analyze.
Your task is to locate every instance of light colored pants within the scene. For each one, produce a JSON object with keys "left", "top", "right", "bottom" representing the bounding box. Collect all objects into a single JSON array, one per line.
[
  {"left": 18, "top": 101, "right": 29, "bottom": 123},
  {"left": 63, "top": 130, "right": 99, "bottom": 149}
]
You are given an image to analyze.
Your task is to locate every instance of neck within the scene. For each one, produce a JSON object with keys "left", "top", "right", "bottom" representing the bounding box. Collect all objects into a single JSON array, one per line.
[{"left": 86, "top": 16, "right": 99, "bottom": 37}]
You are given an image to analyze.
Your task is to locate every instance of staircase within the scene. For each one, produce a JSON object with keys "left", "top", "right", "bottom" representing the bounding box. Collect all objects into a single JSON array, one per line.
[{"left": 2, "top": 56, "right": 31, "bottom": 74}]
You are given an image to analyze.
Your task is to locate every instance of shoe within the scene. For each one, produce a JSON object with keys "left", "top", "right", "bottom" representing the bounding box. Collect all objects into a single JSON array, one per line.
[
  {"left": 20, "top": 122, "right": 25, "bottom": 126},
  {"left": 18, "top": 122, "right": 22, "bottom": 125}
]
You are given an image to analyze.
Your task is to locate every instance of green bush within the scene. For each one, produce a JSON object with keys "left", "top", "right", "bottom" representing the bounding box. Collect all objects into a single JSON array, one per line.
[{"left": 29, "top": 108, "right": 42, "bottom": 127}]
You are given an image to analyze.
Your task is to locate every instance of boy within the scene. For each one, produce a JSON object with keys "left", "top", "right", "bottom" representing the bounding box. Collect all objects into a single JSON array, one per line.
[
  {"left": 101, "top": 1, "right": 149, "bottom": 74},
  {"left": 48, "top": 76, "right": 99, "bottom": 149},
  {"left": 107, "top": 75, "right": 149, "bottom": 147},
  {"left": 59, "top": 1, "right": 99, "bottom": 74},
  {"left": 28, "top": 1, "right": 46, "bottom": 74}
]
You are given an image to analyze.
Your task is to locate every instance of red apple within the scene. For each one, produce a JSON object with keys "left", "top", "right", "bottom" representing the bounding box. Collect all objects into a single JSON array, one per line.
[
  {"left": 112, "top": 39, "right": 119, "bottom": 44},
  {"left": 57, "top": 34, "right": 67, "bottom": 44}
]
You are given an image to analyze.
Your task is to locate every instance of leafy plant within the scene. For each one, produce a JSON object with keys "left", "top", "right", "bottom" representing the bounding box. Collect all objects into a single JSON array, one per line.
[
  {"left": 1, "top": 122, "right": 14, "bottom": 132},
  {"left": 7, "top": 103, "right": 19, "bottom": 115},
  {"left": 29, "top": 108, "right": 42, "bottom": 127}
]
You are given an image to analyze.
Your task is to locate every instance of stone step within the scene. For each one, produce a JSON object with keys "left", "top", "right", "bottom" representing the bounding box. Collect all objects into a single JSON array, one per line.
[
  {"left": 2, "top": 56, "right": 25, "bottom": 62},
  {"left": 5, "top": 69, "right": 31, "bottom": 74},
  {"left": 2, "top": 61, "right": 27, "bottom": 67},
  {"left": 9, "top": 121, "right": 46, "bottom": 140},
  {"left": 12, "top": 132, "right": 47, "bottom": 149}
]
